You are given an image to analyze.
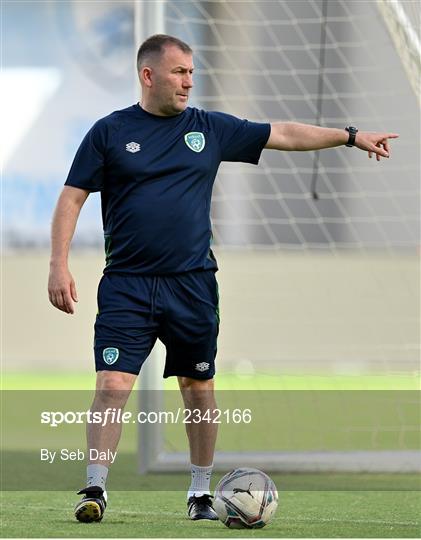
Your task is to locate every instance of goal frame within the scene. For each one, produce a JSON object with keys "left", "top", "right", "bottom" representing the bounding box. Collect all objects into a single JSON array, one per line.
[
  {"left": 138, "top": 348, "right": 420, "bottom": 474},
  {"left": 135, "top": 0, "right": 420, "bottom": 475}
]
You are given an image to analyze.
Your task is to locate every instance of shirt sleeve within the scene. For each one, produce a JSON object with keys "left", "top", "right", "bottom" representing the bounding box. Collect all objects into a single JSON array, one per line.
[
  {"left": 64, "top": 120, "right": 107, "bottom": 192},
  {"left": 207, "top": 111, "right": 271, "bottom": 164}
]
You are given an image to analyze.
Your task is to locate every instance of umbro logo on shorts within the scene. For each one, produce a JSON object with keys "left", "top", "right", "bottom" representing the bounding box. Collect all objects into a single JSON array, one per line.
[
  {"left": 126, "top": 141, "right": 140, "bottom": 153},
  {"left": 195, "top": 362, "right": 209, "bottom": 372}
]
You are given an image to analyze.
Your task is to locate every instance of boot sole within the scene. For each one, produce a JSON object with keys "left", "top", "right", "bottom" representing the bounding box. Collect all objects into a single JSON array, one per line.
[{"left": 75, "top": 500, "right": 103, "bottom": 523}]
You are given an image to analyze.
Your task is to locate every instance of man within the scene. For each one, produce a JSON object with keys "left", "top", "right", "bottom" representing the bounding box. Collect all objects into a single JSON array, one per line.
[{"left": 48, "top": 34, "right": 398, "bottom": 523}]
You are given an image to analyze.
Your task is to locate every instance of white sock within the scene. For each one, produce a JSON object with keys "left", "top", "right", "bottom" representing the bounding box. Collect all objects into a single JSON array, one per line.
[
  {"left": 187, "top": 463, "right": 213, "bottom": 500},
  {"left": 87, "top": 464, "right": 108, "bottom": 491}
]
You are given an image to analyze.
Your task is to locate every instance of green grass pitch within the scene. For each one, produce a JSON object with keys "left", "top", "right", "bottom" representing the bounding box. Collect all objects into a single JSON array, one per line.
[
  {"left": 2, "top": 372, "right": 420, "bottom": 537},
  {"left": 1, "top": 488, "right": 420, "bottom": 538}
]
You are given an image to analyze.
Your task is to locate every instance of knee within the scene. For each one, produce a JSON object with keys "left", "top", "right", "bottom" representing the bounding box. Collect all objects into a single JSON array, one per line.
[
  {"left": 179, "top": 377, "right": 215, "bottom": 407},
  {"left": 94, "top": 371, "right": 135, "bottom": 407},
  {"left": 178, "top": 377, "right": 214, "bottom": 392}
]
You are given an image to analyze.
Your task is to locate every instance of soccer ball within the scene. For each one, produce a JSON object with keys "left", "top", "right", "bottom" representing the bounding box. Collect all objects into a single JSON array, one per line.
[{"left": 213, "top": 468, "right": 278, "bottom": 529}]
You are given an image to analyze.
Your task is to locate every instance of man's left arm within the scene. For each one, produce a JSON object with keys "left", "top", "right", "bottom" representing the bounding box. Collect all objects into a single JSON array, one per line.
[{"left": 265, "top": 122, "right": 399, "bottom": 161}]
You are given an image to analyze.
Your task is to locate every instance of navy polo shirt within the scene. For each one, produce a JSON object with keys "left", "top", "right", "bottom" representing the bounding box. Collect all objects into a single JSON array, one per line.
[{"left": 65, "top": 104, "right": 270, "bottom": 274}]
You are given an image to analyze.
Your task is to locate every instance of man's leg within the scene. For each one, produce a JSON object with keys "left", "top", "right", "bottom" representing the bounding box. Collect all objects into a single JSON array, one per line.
[
  {"left": 178, "top": 376, "right": 217, "bottom": 465},
  {"left": 178, "top": 376, "right": 219, "bottom": 520},
  {"left": 75, "top": 370, "right": 137, "bottom": 523},
  {"left": 88, "top": 370, "right": 137, "bottom": 469}
]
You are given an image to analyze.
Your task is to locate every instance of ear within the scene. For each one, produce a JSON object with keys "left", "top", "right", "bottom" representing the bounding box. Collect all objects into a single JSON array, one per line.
[{"left": 140, "top": 66, "right": 153, "bottom": 88}]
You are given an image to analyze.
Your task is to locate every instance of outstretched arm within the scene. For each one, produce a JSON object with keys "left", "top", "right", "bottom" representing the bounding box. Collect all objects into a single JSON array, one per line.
[
  {"left": 265, "top": 122, "right": 399, "bottom": 161},
  {"left": 48, "top": 186, "right": 90, "bottom": 314}
]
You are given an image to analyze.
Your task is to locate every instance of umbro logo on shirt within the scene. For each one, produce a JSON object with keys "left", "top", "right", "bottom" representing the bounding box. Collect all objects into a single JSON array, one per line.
[{"left": 126, "top": 141, "right": 140, "bottom": 153}]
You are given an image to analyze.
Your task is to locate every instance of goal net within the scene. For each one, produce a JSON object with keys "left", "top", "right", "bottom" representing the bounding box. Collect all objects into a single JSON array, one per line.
[
  {"left": 135, "top": 0, "right": 420, "bottom": 473},
  {"left": 2, "top": 0, "right": 418, "bottom": 475}
]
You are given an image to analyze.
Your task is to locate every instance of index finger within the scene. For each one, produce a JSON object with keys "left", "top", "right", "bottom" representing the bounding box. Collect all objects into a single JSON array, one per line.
[{"left": 384, "top": 133, "right": 399, "bottom": 139}]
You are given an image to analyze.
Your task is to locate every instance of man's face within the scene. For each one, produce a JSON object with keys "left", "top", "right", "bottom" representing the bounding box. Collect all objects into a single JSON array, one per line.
[{"left": 148, "top": 45, "right": 194, "bottom": 116}]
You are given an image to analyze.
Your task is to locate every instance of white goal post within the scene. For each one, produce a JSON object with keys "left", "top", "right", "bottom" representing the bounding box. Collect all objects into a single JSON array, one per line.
[{"left": 377, "top": 0, "right": 421, "bottom": 106}]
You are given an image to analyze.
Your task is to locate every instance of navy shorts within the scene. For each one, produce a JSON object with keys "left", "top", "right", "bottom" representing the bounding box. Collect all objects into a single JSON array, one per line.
[{"left": 94, "top": 270, "right": 219, "bottom": 379}]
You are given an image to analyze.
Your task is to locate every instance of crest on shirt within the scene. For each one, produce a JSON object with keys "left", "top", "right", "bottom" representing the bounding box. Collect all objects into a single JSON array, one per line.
[
  {"left": 184, "top": 132, "right": 205, "bottom": 153},
  {"left": 126, "top": 141, "right": 140, "bottom": 153}
]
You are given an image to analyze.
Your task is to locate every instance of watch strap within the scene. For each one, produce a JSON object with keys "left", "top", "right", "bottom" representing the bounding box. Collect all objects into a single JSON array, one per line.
[{"left": 345, "top": 126, "right": 358, "bottom": 147}]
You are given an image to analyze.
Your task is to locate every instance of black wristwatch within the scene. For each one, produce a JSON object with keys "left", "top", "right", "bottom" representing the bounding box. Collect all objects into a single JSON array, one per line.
[{"left": 345, "top": 126, "right": 358, "bottom": 147}]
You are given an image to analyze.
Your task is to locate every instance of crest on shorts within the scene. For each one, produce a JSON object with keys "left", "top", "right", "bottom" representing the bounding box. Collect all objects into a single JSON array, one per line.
[
  {"left": 195, "top": 362, "right": 210, "bottom": 372},
  {"left": 184, "top": 132, "right": 205, "bottom": 153},
  {"left": 103, "top": 347, "right": 119, "bottom": 365}
]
